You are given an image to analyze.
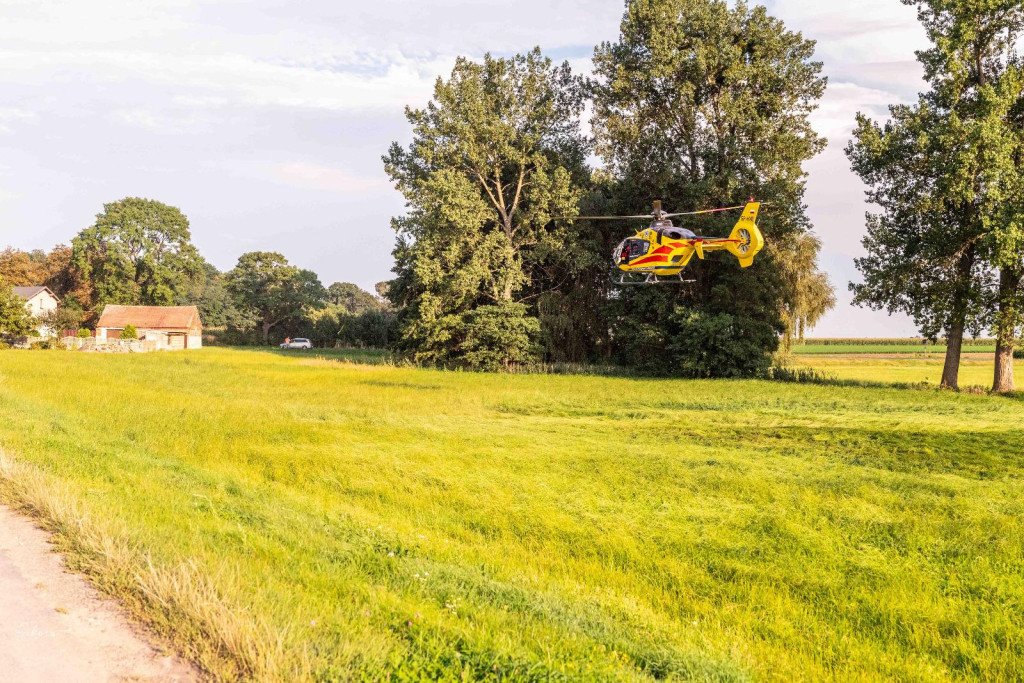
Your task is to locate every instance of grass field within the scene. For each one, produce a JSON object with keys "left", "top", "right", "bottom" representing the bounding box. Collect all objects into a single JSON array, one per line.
[{"left": 0, "top": 348, "right": 1022, "bottom": 680}]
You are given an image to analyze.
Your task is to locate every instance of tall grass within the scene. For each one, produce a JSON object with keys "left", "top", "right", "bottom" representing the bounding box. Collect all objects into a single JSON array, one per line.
[{"left": 0, "top": 349, "right": 1021, "bottom": 680}]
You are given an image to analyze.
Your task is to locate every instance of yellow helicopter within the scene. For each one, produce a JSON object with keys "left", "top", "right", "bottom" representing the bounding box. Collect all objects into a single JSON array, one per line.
[{"left": 576, "top": 200, "right": 765, "bottom": 285}]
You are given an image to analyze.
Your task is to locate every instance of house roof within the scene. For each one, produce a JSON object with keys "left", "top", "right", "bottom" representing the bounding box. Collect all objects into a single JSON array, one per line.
[
  {"left": 96, "top": 305, "right": 201, "bottom": 330},
  {"left": 12, "top": 286, "right": 58, "bottom": 302}
]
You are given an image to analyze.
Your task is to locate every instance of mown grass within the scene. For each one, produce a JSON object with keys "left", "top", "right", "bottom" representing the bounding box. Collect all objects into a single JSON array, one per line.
[{"left": 0, "top": 348, "right": 1022, "bottom": 680}]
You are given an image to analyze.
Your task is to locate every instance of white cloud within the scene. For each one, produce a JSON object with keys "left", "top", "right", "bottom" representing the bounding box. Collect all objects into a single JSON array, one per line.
[
  {"left": 0, "top": 107, "right": 36, "bottom": 133},
  {"left": 272, "top": 162, "right": 391, "bottom": 194},
  {"left": 766, "top": 0, "right": 928, "bottom": 64},
  {"left": 810, "top": 81, "right": 905, "bottom": 142},
  {"left": 0, "top": 49, "right": 446, "bottom": 113}
]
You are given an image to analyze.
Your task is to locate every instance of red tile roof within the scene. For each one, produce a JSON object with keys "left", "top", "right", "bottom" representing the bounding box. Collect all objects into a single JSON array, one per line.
[{"left": 96, "top": 305, "right": 201, "bottom": 331}]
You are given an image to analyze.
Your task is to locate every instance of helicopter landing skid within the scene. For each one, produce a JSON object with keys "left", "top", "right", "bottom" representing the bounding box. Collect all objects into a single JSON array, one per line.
[{"left": 610, "top": 271, "right": 696, "bottom": 286}]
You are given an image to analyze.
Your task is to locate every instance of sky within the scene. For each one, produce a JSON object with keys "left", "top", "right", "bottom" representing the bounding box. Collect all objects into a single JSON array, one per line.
[{"left": 0, "top": 0, "right": 933, "bottom": 336}]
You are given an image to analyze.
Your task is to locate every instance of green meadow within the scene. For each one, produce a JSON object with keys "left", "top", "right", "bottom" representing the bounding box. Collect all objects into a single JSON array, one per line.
[{"left": 0, "top": 348, "right": 1022, "bottom": 680}]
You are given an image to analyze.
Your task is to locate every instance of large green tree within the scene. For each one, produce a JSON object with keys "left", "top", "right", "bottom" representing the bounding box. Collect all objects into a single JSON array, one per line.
[
  {"left": 848, "top": 110, "right": 993, "bottom": 388},
  {"left": 591, "top": 0, "right": 827, "bottom": 376},
  {"left": 71, "top": 198, "right": 201, "bottom": 311},
  {"left": 225, "top": 251, "right": 325, "bottom": 343},
  {"left": 384, "top": 49, "right": 590, "bottom": 370},
  {"left": 849, "top": 0, "right": 1024, "bottom": 392}
]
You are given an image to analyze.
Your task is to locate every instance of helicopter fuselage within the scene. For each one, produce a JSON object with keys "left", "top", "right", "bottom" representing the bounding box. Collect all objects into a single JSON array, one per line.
[{"left": 613, "top": 202, "right": 764, "bottom": 278}]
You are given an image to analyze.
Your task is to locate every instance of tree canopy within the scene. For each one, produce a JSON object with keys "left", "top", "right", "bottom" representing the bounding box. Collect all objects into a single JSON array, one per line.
[
  {"left": 72, "top": 197, "right": 202, "bottom": 311},
  {"left": 591, "top": 0, "right": 828, "bottom": 376},
  {"left": 384, "top": 49, "right": 591, "bottom": 370},
  {"left": 225, "top": 251, "right": 326, "bottom": 343},
  {"left": 326, "top": 282, "right": 385, "bottom": 314}
]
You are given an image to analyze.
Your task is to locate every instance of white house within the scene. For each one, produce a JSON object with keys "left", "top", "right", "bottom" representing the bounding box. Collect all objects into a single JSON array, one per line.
[{"left": 13, "top": 286, "right": 60, "bottom": 336}]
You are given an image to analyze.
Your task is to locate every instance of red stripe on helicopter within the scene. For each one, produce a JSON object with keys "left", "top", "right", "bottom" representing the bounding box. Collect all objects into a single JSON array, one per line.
[{"left": 631, "top": 255, "right": 669, "bottom": 265}]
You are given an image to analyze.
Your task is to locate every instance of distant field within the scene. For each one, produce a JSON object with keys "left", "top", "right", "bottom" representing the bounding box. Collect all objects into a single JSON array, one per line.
[
  {"left": 794, "top": 353, "right": 1020, "bottom": 387},
  {"left": 0, "top": 349, "right": 1021, "bottom": 680},
  {"left": 792, "top": 343, "right": 998, "bottom": 355}
]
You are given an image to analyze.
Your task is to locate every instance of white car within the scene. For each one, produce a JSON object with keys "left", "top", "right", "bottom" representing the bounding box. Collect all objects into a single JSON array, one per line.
[{"left": 280, "top": 338, "right": 313, "bottom": 350}]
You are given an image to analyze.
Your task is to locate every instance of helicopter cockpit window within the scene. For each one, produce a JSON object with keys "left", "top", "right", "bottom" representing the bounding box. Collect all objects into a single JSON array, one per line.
[{"left": 619, "top": 239, "right": 649, "bottom": 263}]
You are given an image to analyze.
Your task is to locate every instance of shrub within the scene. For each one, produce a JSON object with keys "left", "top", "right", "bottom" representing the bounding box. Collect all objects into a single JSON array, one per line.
[
  {"left": 119, "top": 325, "right": 138, "bottom": 340},
  {"left": 458, "top": 302, "right": 540, "bottom": 371},
  {"left": 76, "top": 329, "right": 92, "bottom": 338}
]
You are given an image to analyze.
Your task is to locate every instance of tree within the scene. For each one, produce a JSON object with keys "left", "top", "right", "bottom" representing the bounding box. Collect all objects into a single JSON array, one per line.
[
  {"left": 0, "top": 248, "right": 41, "bottom": 285},
  {"left": 179, "top": 258, "right": 247, "bottom": 329},
  {"left": 41, "top": 245, "right": 90, "bottom": 305},
  {"left": 384, "top": 49, "right": 590, "bottom": 369},
  {"left": 0, "top": 282, "right": 34, "bottom": 336},
  {"left": 326, "top": 282, "right": 384, "bottom": 314},
  {"left": 119, "top": 324, "right": 138, "bottom": 340},
  {"left": 850, "top": 0, "right": 1024, "bottom": 391},
  {"left": 848, "top": 105, "right": 992, "bottom": 388},
  {"left": 71, "top": 198, "right": 201, "bottom": 310},
  {"left": 37, "top": 306, "right": 84, "bottom": 338},
  {"left": 591, "top": 0, "right": 827, "bottom": 376},
  {"left": 772, "top": 234, "right": 836, "bottom": 351},
  {"left": 225, "top": 252, "right": 326, "bottom": 344}
]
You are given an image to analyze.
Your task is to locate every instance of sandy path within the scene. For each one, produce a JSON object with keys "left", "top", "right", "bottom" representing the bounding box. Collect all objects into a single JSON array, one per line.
[{"left": 0, "top": 504, "right": 197, "bottom": 682}]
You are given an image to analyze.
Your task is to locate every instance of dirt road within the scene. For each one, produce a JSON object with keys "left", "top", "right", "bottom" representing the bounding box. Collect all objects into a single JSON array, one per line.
[{"left": 0, "top": 504, "right": 196, "bottom": 682}]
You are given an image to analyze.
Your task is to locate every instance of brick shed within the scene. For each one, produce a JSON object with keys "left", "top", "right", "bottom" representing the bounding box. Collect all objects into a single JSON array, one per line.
[{"left": 95, "top": 305, "right": 203, "bottom": 350}]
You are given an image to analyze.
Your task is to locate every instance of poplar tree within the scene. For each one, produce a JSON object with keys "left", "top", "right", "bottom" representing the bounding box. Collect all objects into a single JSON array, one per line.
[
  {"left": 384, "top": 49, "right": 589, "bottom": 370},
  {"left": 849, "top": 0, "right": 1024, "bottom": 391},
  {"left": 591, "top": 0, "right": 827, "bottom": 376},
  {"left": 848, "top": 104, "right": 992, "bottom": 389}
]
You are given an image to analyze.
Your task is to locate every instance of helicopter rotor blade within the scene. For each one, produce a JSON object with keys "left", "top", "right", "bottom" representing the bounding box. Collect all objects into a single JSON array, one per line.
[
  {"left": 564, "top": 201, "right": 768, "bottom": 222},
  {"left": 662, "top": 204, "right": 747, "bottom": 218},
  {"left": 565, "top": 215, "right": 654, "bottom": 221},
  {"left": 663, "top": 200, "right": 771, "bottom": 219}
]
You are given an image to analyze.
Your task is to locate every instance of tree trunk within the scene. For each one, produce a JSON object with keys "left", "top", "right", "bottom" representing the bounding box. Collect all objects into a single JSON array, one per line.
[
  {"left": 941, "top": 319, "right": 965, "bottom": 389},
  {"left": 940, "top": 247, "right": 976, "bottom": 390},
  {"left": 993, "top": 336, "right": 1015, "bottom": 393},
  {"left": 992, "top": 267, "right": 1020, "bottom": 394},
  {"left": 262, "top": 321, "right": 272, "bottom": 344}
]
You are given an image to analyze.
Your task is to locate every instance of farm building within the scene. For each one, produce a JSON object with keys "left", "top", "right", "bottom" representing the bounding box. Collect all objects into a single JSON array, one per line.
[
  {"left": 96, "top": 305, "right": 203, "bottom": 350},
  {"left": 13, "top": 286, "right": 60, "bottom": 335}
]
